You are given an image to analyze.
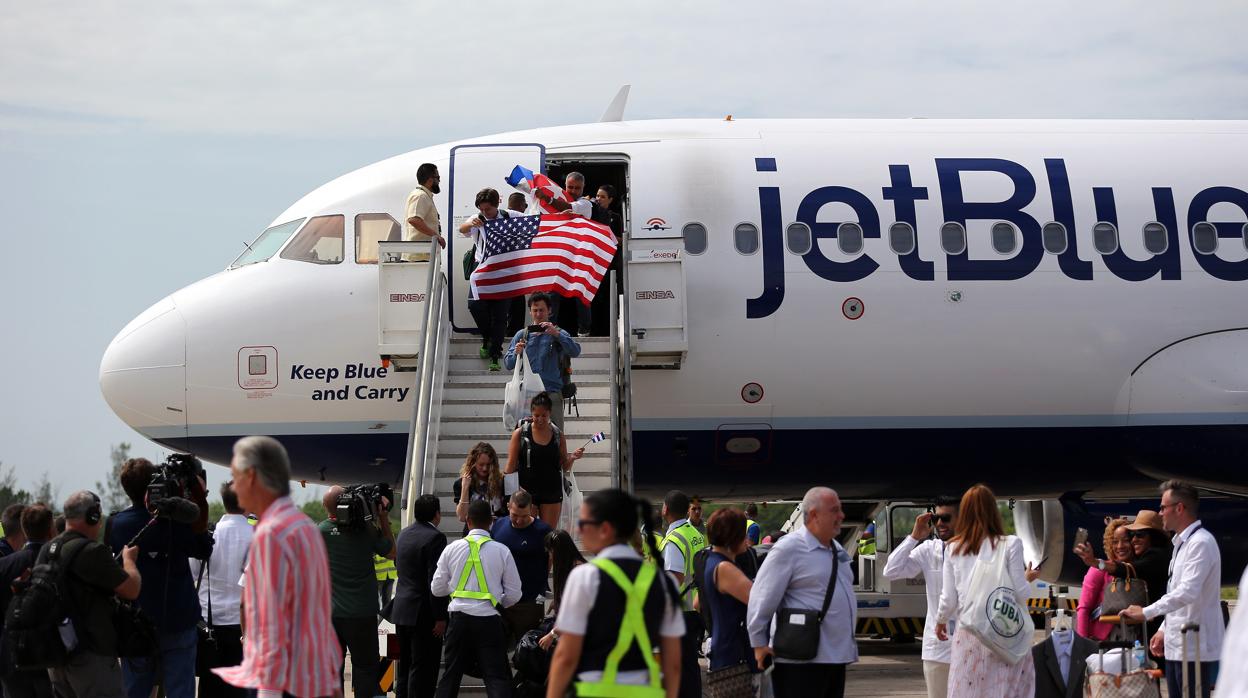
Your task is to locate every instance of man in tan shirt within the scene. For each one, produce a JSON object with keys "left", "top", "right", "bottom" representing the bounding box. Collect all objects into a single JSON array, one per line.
[{"left": 405, "top": 163, "right": 447, "bottom": 253}]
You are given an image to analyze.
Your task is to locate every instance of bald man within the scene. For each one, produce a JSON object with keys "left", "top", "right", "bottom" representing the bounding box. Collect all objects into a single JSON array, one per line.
[{"left": 318, "top": 486, "right": 396, "bottom": 698}]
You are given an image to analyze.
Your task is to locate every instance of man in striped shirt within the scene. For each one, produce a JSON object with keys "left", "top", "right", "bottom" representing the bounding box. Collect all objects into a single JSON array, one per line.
[{"left": 214, "top": 436, "right": 342, "bottom": 698}]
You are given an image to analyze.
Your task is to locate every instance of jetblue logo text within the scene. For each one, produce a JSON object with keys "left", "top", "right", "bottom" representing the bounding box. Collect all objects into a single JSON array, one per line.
[{"left": 746, "top": 157, "right": 1248, "bottom": 318}]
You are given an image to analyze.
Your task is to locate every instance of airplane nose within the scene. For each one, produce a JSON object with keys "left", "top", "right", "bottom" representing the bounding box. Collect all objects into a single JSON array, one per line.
[{"left": 100, "top": 296, "right": 188, "bottom": 441}]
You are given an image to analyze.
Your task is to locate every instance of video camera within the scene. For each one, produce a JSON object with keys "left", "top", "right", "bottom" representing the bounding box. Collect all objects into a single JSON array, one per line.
[
  {"left": 147, "top": 453, "right": 205, "bottom": 510},
  {"left": 334, "top": 483, "right": 393, "bottom": 529}
]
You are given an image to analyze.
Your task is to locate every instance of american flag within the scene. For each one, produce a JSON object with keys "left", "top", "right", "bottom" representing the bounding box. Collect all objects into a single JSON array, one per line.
[{"left": 470, "top": 212, "right": 617, "bottom": 305}]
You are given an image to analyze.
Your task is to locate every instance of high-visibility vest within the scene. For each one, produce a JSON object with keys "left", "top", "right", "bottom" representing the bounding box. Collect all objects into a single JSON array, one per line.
[
  {"left": 574, "top": 558, "right": 663, "bottom": 698},
  {"left": 745, "top": 518, "right": 760, "bottom": 544},
  {"left": 659, "top": 521, "right": 706, "bottom": 610},
  {"left": 857, "top": 537, "right": 876, "bottom": 556},
  {"left": 374, "top": 553, "right": 396, "bottom": 581},
  {"left": 450, "top": 534, "right": 497, "bottom": 604}
]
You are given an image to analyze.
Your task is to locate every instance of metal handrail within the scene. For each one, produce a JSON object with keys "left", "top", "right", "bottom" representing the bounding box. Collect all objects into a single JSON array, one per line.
[
  {"left": 608, "top": 271, "right": 619, "bottom": 490},
  {"left": 400, "top": 242, "right": 447, "bottom": 524}
]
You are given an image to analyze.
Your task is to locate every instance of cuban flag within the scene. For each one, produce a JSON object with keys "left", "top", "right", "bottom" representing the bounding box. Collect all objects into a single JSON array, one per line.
[{"left": 505, "top": 164, "right": 564, "bottom": 215}]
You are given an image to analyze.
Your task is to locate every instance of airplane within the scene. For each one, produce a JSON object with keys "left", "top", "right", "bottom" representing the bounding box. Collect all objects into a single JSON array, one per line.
[{"left": 100, "top": 113, "right": 1248, "bottom": 583}]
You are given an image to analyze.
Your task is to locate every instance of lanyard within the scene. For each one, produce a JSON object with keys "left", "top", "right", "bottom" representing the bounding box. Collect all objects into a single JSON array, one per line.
[{"left": 1168, "top": 524, "right": 1202, "bottom": 583}]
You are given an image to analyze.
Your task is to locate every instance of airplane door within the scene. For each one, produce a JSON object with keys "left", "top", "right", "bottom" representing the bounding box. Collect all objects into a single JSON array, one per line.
[{"left": 447, "top": 143, "right": 545, "bottom": 331}]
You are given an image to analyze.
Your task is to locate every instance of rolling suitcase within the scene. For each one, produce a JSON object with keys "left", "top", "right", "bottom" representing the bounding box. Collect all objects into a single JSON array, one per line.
[{"left": 1179, "top": 622, "right": 1203, "bottom": 698}]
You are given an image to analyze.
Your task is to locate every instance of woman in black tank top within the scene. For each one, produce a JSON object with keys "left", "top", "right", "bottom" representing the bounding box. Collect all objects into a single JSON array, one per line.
[{"left": 504, "top": 392, "right": 584, "bottom": 528}]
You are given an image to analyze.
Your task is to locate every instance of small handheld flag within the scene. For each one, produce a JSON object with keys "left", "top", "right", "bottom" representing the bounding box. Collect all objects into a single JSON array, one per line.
[{"left": 580, "top": 431, "right": 608, "bottom": 449}]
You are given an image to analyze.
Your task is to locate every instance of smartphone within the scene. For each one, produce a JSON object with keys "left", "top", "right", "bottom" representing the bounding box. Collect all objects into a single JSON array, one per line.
[
  {"left": 1073, "top": 527, "right": 1088, "bottom": 548},
  {"left": 526, "top": 324, "right": 543, "bottom": 334}
]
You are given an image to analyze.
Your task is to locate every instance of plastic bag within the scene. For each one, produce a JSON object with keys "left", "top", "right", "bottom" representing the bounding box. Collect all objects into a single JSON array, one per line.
[
  {"left": 503, "top": 350, "right": 545, "bottom": 430},
  {"left": 512, "top": 627, "right": 553, "bottom": 683},
  {"left": 559, "top": 471, "right": 583, "bottom": 539},
  {"left": 957, "top": 539, "right": 1032, "bottom": 665}
]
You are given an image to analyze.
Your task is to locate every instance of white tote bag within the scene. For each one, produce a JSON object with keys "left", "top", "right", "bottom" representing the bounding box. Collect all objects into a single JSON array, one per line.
[
  {"left": 503, "top": 350, "right": 545, "bottom": 430},
  {"left": 559, "top": 470, "right": 584, "bottom": 539},
  {"left": 957, "top": 537, "right": 1033, "bottom": 665}
]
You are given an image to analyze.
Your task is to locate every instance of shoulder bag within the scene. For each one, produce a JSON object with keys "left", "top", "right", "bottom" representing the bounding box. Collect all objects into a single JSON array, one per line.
[
  {"left": 1100, "top": 562, "right": 1150, "bottom": 618},
  {"left": 772, "top": 546, "right": 839, "bottom": 661}
]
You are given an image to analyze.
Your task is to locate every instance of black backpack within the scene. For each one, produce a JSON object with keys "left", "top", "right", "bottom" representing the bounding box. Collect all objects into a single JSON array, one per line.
[{"left": 4, "top": 537, "right": 88, "bottom": 670}]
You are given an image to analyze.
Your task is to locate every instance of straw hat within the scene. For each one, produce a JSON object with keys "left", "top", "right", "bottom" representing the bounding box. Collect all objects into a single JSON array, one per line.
[{"left": 1124, "top": 510, "right": 1165, "bottom": 533}]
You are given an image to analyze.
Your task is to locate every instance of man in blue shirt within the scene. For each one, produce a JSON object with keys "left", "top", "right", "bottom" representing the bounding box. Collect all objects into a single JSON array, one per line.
[
  {"left": 107, "top": 458, "right": 213, "bottom": 698},
  {"left": 503, "top": 292, "right": 582, "bottom": 431},
  {"left": 490, "top": 490, "right": 551, "bottom": 648}
]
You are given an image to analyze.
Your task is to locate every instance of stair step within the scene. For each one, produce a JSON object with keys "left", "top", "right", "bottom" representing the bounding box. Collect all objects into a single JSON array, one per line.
[
  {"left": 447, "top": 368, "right": 613, "bottom": 378},
  {"left": 450, "top": 336, "right": 613, "bottom": 346},
  {"left": 439, "top": 419, "right": 612, "bottom": 437},
  {"left": 441, "top": 399, "right": 610, "bottom": 418},
  {"left": 435, "top": 452, "right": 610, "bottom": 474},
  {"left": 433, "top": 473, "right": 614, "bottom": 497},
  {"left": 441, "top": 385, "right": 610, "bottom": 401}
]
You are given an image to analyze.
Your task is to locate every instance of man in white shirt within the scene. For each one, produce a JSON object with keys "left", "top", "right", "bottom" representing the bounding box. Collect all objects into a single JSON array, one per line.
[
  {"left": 404, "top": 162, "right": 446, "bottom": 261},
  {"left": 881, "top": 496, "right": 959, "bottom": 698},
  {"left": 1122, "top": 480, "right": 1222, "bottom": 698},
  {"left": 190, "top": 482, "right": 254, "bottom": 698},
  {"left": 430, "top": 500, "right": 522, "bottom": 698},
  {"left": 748, "top": 487, "right": 858, "bottom": 698}
]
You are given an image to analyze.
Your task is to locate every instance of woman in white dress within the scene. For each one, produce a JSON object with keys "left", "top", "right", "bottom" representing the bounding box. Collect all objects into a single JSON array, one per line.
[{"left": 934, "top": 484, "right": 1035, "bottom": 698}]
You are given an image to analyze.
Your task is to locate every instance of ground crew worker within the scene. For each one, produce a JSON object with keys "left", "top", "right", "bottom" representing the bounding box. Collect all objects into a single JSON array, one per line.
[
  {"left": 857, "top": 523, "right": 877, "bottom": 557},
  {"left": 546, "top": 488, "right": 684, "bottom": 698},
  {"left": 376, "top": 552, "right": 398, "bottom": 608},
  {"left": 659, "top": 490, "right": 707, "bottom": 698},
  {"left": 430, "top": 500, "right": 521, "bottom": 698},
  {"left": 745, "top": 503, "right": 762, "bottom": 546}
]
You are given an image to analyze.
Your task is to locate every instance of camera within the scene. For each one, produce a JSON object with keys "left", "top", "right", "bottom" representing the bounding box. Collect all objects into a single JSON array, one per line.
[
  {"left": 334, "top": 483, "right": 394, "bottom": 528},
  {"left": 147, "top": 453, "right": 205, "bottom": 509},
  {"left": 527, "top": 324, "right": 544, "bottom": 334}
]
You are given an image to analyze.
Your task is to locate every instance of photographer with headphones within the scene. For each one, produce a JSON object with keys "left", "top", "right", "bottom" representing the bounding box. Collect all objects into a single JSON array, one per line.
[
  {"left": 106, "top": 457, "right": 213, "bottom": 698},
  {"left": 39, "top": 490, "right": 142, "bottom": 698}
]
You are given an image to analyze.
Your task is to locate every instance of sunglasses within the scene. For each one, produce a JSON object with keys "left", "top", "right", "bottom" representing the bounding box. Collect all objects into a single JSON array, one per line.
[
  {"left": 929, "top": 514, "right": 953, "bottom": 524},
  {"left": 1127, "top": 530, "right": 1151, "bottom": 539}
]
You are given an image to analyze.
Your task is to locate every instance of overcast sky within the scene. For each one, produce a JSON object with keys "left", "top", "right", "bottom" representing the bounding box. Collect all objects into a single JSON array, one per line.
[{"left": 2, "top": 1, "right": 1246, "bottom": 504}]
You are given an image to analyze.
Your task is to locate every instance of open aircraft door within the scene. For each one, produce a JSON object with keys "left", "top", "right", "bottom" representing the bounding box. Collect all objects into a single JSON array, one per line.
[
  {"left": 627, "top": 248, "right": 688, "bottom": 368},
  {"left": 446, "top": 143, "right": 545, "bottom": 331}
]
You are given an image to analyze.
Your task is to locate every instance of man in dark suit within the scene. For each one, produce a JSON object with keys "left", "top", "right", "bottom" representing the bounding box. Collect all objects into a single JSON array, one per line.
[
  {"left": 1032, "top": 627, "right": 1098, "bottom": 698},
  {"left": 388, "top": 494, "right": 448, "bottom": 698}
]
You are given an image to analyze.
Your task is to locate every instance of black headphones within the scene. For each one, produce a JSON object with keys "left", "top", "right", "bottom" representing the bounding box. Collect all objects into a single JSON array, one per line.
[{"left": 85, "top": 491, "right": 103, "bottom": 525}]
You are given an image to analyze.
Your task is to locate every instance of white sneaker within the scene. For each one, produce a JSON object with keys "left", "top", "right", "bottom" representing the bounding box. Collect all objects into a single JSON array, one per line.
[{"left": 577, "top": 331, "right": 590, "bottom": 337}]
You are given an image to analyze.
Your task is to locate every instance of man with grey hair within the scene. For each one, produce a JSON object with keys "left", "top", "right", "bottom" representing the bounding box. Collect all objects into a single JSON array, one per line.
[
  {"left": 213, "top": 437, "right": 342, "bottom": 698},
  {"left": 40, "top": 491, "right": 141, "bottom": 698},
  {"left": 747, "top": 487, "right": 857, "bottom": 698}
]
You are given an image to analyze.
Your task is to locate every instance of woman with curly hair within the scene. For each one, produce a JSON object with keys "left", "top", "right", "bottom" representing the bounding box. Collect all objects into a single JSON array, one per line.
[
  {"left": 1075, "top": 516, "right": 1134, "bottom": 640},
  {"left": 452, "top": 442, "right": 507, "bottom": 533}
]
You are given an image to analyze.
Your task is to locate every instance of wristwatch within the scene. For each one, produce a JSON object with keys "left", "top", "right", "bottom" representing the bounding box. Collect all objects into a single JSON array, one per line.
[{"left": 1097, "top": 559, "right": 1106, "bottom": 571}]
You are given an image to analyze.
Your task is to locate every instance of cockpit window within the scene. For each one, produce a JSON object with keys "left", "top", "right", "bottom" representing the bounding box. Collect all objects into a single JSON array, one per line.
[
  {"left": 280, "top": 215, "right": 345, "bottom": 264},
  {"left": 355, "top": 213, "right": 401, "bottom": 264},
  {"left": 230, "top": 219, "right": 305, "bottom": 268}
]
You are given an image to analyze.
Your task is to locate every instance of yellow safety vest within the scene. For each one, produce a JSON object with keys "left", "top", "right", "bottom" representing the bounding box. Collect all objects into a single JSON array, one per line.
[
  {"left": 659, "top": 521, "right": 706, "bottom": 610},
  {"left": 374, "top": 553, "right": 396, "bottom": 581},
  {"left": 745, "top": 518, "right": 759, "bottom": 544},
  {"left": 574, "top": 558, "right": 663, "bottom": 698},
  {"left": 450, "top": 534, "right": 497, "bottom": 604}
]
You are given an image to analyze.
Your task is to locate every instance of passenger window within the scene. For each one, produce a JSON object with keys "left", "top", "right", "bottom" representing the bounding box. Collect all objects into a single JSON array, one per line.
[
  {"left": 1093, "top": 222, "right": 1119, "bottom": 255},
  {"left": 940, "top": 222, "right": 966, "bottom": 255},
  {"left": 355, "top": 213, "right": 401, "bottom": 264},
  {"left": 231, "top": 218, "right": 306, "bottom": 268},
  {"left": 1142, "top": 222, "right": 1168, "bottom": 255},
  {"left": 734, "top": 223, "right": 760, "bottom": 255},
  {"left": 888, "top": 222, "right": 916, "bottom": 255},
  {"left": 991, "top": 221, "right": 1017, "bottom": 255},
  {"left": 837, "top": 222, "right": 864, "bottom": 255},
  {"left": 280, "top": 215, "right": 344, "bottom": 264},
  {"left": 786, "top": 222, "right": 812, "bottom": 255},
  {"left": 1192, "top": 222, "right": 1218, "bottom": 255},
  {"left": 1042, "top": 222, "right": 1068, "bottom": 255},
  {"left": 682, "top": 223, "right": 708, "bottom": 255}
]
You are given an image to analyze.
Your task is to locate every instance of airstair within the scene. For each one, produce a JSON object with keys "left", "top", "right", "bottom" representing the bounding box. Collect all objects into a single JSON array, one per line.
[{"left": 379, "top": 240, "right": 629, "bottom": 531}]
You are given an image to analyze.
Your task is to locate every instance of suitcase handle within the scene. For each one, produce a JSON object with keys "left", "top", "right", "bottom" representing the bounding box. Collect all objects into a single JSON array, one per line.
[{"left": 1181, "top": 622, "right": 1201, "bottom": 633}]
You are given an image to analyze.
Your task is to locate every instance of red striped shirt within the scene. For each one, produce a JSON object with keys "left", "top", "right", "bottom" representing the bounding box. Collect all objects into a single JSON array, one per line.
[{"left": 214, "top": 496, "right": 342, "bottom": 697}]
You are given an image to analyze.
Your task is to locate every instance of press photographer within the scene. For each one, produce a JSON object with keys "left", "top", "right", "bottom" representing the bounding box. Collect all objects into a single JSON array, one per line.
[
  {"left": 319, "top": 483, "right": 396, "bottom": 698},
  {"left": 106, "top": 456, "right": 213, "bottom": 698}
]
